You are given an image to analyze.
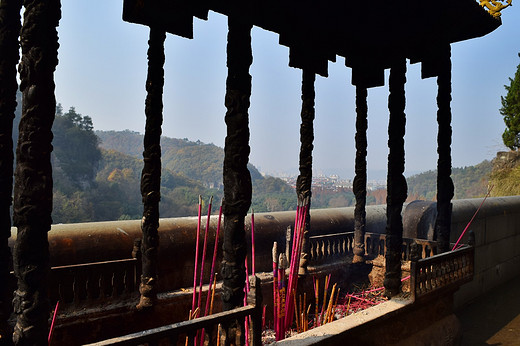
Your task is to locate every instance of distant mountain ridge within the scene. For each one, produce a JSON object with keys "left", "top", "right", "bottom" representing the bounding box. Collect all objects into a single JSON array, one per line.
[
  {"left": 96, "top": 130, "right": 263, "bottom": 188},
  {"left": 406, "top": 160, "right": 492, "bottom": 200}
]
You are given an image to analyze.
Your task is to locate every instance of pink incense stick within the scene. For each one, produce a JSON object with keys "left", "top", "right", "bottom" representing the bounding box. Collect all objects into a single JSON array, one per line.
[
  {"left": 199, "top": 205, "right": 221, "bottom": 346},
  {"left": 452, "top": 184, "right": 493, "bottom": 250},
  {"left": 48, "top": 300, "right": 60, "bottom": 345},
  {"left": 203, "top": 205, "right": 222, "bottom": 317},
  {"left": 192, "top": 195, "right": 203, "bottom": 314},
  {"left": 198, "top": 196, "right": 213, "bottom": 311},
  {"left": 272, "top": 242, "right": 279, "bottom": 336},
  {"left": 285, "top": 202, "right": 308, "bottom": 328},
  {"left": 244, "top": 256, "right": 251, "bottom": 346},
  {"left": 251, "top": 210, "right": 256, "bottom": 276},
  {"left": 262, "top": 304, "right": 267, "bottom": 331}
]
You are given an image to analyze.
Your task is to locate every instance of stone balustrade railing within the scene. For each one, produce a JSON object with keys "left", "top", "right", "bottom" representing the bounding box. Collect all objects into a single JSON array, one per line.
[
  {"left": 48, "top": 258, "right": 140, "bottom": 307},
  {"left": 308, "top": 232, "right": 441, "bottom": 266},
  {"left": 85, "top": 275, "right": 263, "bottom": 346},
  {"left": 411, "top": 245, "right": 474, "bottom": 300}
]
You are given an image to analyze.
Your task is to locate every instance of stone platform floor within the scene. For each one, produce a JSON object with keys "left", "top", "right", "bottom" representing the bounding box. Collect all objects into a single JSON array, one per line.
[{"left": 456, "top": 275, "right": 520, "bottom": 345}]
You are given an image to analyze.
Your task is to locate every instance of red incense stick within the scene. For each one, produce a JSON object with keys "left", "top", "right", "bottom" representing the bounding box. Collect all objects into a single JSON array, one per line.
[
  {"left": 192, "top": 195, "right": 203, "bottom": 314},
  {"left": 204, "top": 204, "right": 222, "bottom": 317},
  {"left": 197, "top": 196, "right": 213, "bottom": 311}
]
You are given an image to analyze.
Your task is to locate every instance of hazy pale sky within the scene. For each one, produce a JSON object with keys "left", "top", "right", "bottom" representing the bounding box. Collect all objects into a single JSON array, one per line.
[{"left": 53, "top": 1, "right": 520, "bottom": 179}]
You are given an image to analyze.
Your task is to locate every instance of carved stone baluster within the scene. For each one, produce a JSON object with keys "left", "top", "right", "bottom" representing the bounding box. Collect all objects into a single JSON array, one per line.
[
  {"left": 0, "top": 0, "right": 22, "bottom": 340},
  {"left": 12, "top": 0, "right": 60, "bottom": 344},
  {"left": 384, "top": 59, "right": 407, "bottom": 298},
  {"left": 137, "top": 26, "right": 166, "bottom": 311},
  {"left": 353, "top": 86, "right": 368, "bottom": 264},
  {"left": 221, "top": 13, "right": 252, "bottom": 343},
  {"left": 435, "top": 45, "right": 454, "bottom": 253},
  {"left": 296, "top": 70, "right": 315, "bottom": 276}
]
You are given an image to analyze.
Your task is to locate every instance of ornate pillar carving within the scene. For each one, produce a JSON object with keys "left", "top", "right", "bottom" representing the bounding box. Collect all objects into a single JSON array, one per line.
[
  {"left": 353, "top": 86, "right": 368, "bottom": 263},
  {"left": 221, "top": 15, "right": 252, "bottom": 312},
  {"left": 137, "top": 27, "right": 166, "bottom": 310},
  {"left": 12, "top": 0, "right": 60, "bottom": 344},
  {"left": 435, "top": 46, "right": 454, "bottom": 253},
  {"left": 296, "top": 70, "right": 315, "bottom": 275},
  {"left": 0, "top": 0, "right": 21, "bottom": 342},
  {"left": 384, "top": 59, "right": 407, "bottom": 298}
]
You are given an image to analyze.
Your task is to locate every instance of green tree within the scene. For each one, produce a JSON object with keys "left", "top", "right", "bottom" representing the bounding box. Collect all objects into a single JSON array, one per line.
[
  {"left": 52, "top": 107, "right": 101, "bottom": 188},
  {"left": 501, "top": 53, "right": 520, "bottom": 150}
]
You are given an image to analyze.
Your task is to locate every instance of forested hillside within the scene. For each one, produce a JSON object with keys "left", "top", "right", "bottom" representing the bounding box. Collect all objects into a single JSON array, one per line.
[
  {"left": 489, "top": 151, "right": 520, "bottom": 197},
  {"left": 96, "top": 130, "right": 263, "bottom": 188},
  {"left": 12, "top": 93, "right": 500, "bottom": 224},
  {"left": 406, "top": 160, "right": 492, "bottom": 200}
]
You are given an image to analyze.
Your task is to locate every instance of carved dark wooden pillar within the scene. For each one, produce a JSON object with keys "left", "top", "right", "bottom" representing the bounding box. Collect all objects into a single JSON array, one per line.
[
  {"left": 12, "top": 0, "right": 60, "bottom": 344},
  {"left": 137, "top": 27, "right": 166, "bottom": 311},
  {"left": 296, "top": 70, "right": 315, "bottom": 276},
  {"left": 221, "top": 15, "right": 252, "bottom": 314},
  {"left": 0, "top": 1, "right": 21, "bottom": 342},
  {"left": 353, "top": 86, "right": 368, "bottom": 264},
  {"left": 384, "top": 59, "right": 407, "bottom": 298},
  {"left": 435, "top": 46, "right": 454, "bottom": 253}
]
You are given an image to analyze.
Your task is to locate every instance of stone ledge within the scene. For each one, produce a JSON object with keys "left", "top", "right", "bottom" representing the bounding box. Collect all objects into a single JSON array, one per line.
[{"left": 274, "top": 298, "right": 411, "bottom": 345}]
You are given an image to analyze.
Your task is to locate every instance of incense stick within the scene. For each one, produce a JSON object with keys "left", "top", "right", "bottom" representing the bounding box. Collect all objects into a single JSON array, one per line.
[
  {"left": 48, "top": 300, "right": 60, "bottom": 345},
  {"left": 251, "top": 209, "right": 256, "bottom": 276},
  {"left": 272, "top": 242, "right": 279, "bottom": 336},
  {"left": 198, "top": 196, "right": 213, "bottom": 311},
  {"left": 204, "top": 205, "right": 222, "bottom": 317},
  {"left": 192, "top": 195, "right": 203, "bottom": 314}
]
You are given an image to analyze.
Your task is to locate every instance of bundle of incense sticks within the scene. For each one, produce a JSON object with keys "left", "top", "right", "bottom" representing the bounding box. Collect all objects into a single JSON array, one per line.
[
  {"left": 197, "top": 196, "right": 213, "bottom": 311},
  {"left": 292, "top": 292, "right": 311, "bottom": 333},
  {"left": 311, "top": 275, "right": 340, "bottom": 327},
  {"left": 187, "top": 197, "right": 224, "bottom": 346},
  {"left": 199, "top": 204, "right": 222, "bottom": 346},
  {"left": 203, "top": 205, "right": 222, "bottom": 317},
  {"left": 283, "top": 197, "right": 309, "bottom": 333}
]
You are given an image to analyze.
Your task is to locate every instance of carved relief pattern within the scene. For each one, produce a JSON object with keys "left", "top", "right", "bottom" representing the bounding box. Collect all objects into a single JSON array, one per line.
[
  {"left": 296, "top": 70, "right": 315, "bottom": 275},
  {"left": 221, "top": 16, "right": 253, "bottom": 316},
  {"left": 435, "top": 46, "right": 454, "bottom": 254},
  {"left": 384, "top": 59, "right": 408, "bottom": 297},
  {"left": 12, "top": 0, "right": 61, "bottom": 344},
  {"left": 353, "top": 86, "right": 368, "bottom": 262},
  {"left": 138, "top": 27, "right": 166, "bottom": 310},
  {"left": 0, "top": 0, "right": 21, "bottom": 340}
]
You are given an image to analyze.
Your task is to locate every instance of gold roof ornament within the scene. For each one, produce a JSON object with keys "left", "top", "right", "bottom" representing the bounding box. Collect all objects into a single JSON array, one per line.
[{"left": 480, "top": 0, "right": 512, "bottom": 17}]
